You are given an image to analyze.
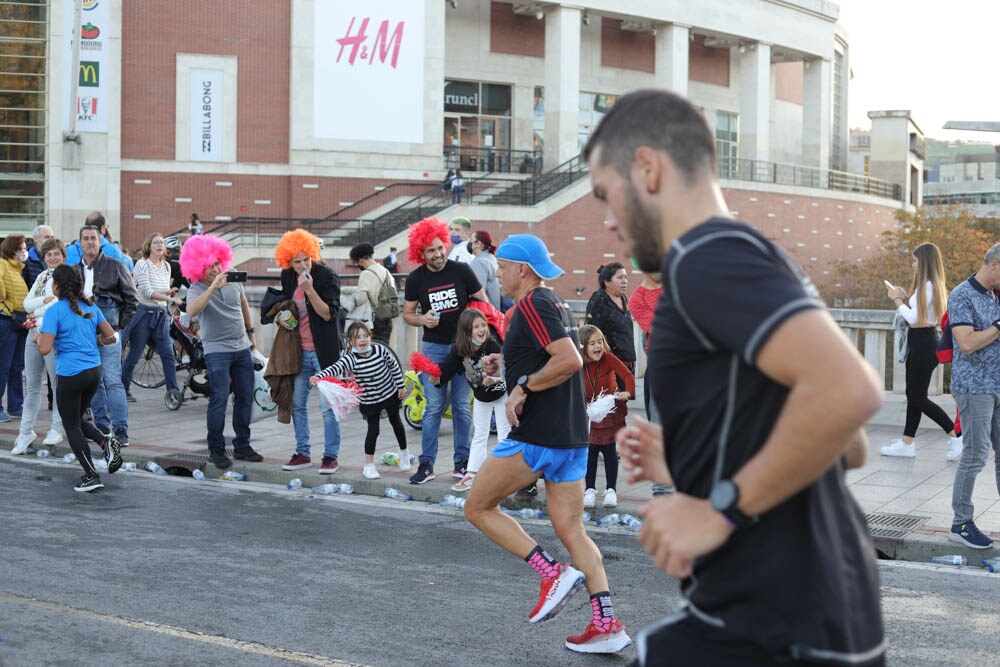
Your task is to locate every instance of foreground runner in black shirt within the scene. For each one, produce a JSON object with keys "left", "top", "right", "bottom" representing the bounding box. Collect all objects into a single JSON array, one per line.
[
  {"left": 583, "top": 89, "right": 886, "bottom": 666},
  {"left": 465, "top": 234, "right": 632, "bottom": 655}
]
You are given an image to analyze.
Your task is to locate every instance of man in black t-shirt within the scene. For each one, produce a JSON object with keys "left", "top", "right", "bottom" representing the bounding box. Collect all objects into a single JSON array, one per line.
[
  {"left": 403, "top": 218, "right": 485, "bottom": 484},
  {"left": 465, "top": 234, "right": 632, "bottom": 656},
  {"left": 582, "top": 90, "right": 886, "bottom": 666}
]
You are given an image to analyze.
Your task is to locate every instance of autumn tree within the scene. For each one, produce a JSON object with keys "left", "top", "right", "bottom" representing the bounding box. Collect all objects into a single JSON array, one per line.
[{"left": 824, "top": 205, "right": 994, "bottom": 309}]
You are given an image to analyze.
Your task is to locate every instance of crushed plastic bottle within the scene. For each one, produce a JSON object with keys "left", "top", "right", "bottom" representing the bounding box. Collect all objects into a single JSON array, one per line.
[
  {"left": 59, "top": 452, "right": 77, "bottom": 464},
  {"left": 312, "top": 483, "right": 353, "bottom": 495},
  {"left": 123, "top": 462, "right": 137, "bottom": 472},
  {"left": 381, "top": 452, "right": 399, "bottom": 466},
  {"left": 145, "top": 461, "right": 168, "bottom": 475},
  {"left": 222, "top": 471, "right": 247, "bottom": 481},
  {"left": 440, "top": 494, "right": 466, "bottom": 509},
  {"left": 287, "top": 478, "right": 302, "bottom": 490},
  {"left": 36, "top": 449, "right": 51, "bottom": 458},
  {"left": 595, "top": 513, "right": 621, "bottom": 526},
  {"left": 981, "top": 556, "right": 1000, "bottom": 573},
  {"left": 582, "top": 510, "right": 591, "bottom": 522},
  {"left": 385, "top": 488, "right": 412, "bottom": 501},
  {"left": 620, "top": 513, "right": 643, "bottom": 531},
  {"left": 94, "top": 459, "right": 108, "bottom": 472},
  {"left": 192, "top": 469, "right": 205, "bottom": 481},
  {"left": 931, "top": 555, "right": 967, "bottom": 566},
  {"left": 501, "top": 506, "right": 544, "bottom": 519}
]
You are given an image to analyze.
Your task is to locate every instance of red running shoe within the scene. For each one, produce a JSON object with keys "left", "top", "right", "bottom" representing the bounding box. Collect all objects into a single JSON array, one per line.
[
  {"left": 565, "top": 619, "right": 632, "bottom": 654},
  {"left": 528, "top": 564, "right": 585, "bottom": 623},
  {"left": 281, "top": 453, "right": 311, "bottom": 471}
]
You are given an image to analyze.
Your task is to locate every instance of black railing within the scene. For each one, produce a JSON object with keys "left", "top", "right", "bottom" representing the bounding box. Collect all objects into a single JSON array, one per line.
[
  {"left": 443, "top": 146, "right": 540, "bottom": 175},
  {"left": 718, "top": 157, "right": 903, "bottom": 201}
]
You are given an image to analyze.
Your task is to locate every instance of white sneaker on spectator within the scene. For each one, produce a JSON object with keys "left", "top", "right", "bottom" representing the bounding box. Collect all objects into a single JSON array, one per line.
[
  {"left": 583, "top": 488, "right": 597, "bottom": 509},
  {"left": 880, "top": 439, "right": 916, "bottom": 458},
  {"left": 43, "top": 429, "right": 63, "bottom": 446},
  {"left": 363, "top": 463, "right": 380, "bottom": 479},
  {"left": 946, "top": 436, "right": 964, "bottom": 462},
  {"left": 602, "top": 488, "right": 618, "bottom": 508},
  {"left": 11, "top": 431, "right": 35, "bottom": 455}
]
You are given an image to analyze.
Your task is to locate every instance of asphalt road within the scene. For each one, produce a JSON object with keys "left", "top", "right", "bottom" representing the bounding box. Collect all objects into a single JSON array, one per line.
[{"left": 1, "top": 457, "right": 998, "bottom": 666}]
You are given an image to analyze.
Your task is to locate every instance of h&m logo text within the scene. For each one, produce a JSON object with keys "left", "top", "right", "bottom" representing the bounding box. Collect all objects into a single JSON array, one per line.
[{"left": 335, "top": 17, "right": 405, "bottom": 69}]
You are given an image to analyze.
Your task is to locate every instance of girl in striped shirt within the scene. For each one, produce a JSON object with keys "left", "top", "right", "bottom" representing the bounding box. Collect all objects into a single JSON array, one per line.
[{"left": 311, "top": 321, "right": 408, "bottom": 479}]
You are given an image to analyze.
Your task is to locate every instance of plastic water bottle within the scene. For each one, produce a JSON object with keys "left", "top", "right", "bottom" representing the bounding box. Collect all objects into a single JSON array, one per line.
[
  {"left": 596, "top": 513, "right": 621, "bottom": 526},
  {"left": 36, "top": 449, "right": 51, "bottom": 458},
  {"left": 931, "top": 555, "right": 967, "bottom": 566},
  {"left": 312, "top": 483, "right": 353, "bottom": 495},
  {"left": 582, "top": 510, "right": 591, "bottom": 522},
  {"left": 94, "top": 458, "right": 108, "bottom": 471},
  {"left": 287, "top": 478, "right": 302, "bottom": 490},
  {"left": 385, "top": 488, "right": 412, "bottom": 501},
  {"left": 981, "top": 556, "right": 1000, "bottom": 572},
  {"left": 620, "top": 514, "right": 642, "bottom": 531},
  {"left": 222, "top": 471, "right": 247, "bottom": 481},
  {"left": 123, "top": 462, "right": 136, "bottom": 472},
  {"left": 145, "top": 461, "right": 168, "bottom": 475},
  {"left": 502, "top": 506, "right": 544, "bottom": 519},
  {"left": 381, "top": 452, "right": 399, "bottom": 466},
  {"left": 192, "top": 469, "right": 205, "bottom": 481},
  {"left": 59, "top": 452, "right": 77, "bottom": 464},
  {"left": 440, "top": 494, "right": 466, "bottom": 509}
]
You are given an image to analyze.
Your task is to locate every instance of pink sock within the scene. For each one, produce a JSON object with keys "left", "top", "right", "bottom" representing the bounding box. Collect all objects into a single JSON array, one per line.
[
  {"left": 590, "top": 592, "right": 615, "bottom": 632},
  {"left": 525, "top": 546, "right": 560, "bottom": 579}
]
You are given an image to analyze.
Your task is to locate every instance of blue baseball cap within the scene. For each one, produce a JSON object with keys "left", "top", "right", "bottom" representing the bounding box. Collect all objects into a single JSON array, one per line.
[{"left": 495, "top": 234, "right": 564, "bottom": 280}]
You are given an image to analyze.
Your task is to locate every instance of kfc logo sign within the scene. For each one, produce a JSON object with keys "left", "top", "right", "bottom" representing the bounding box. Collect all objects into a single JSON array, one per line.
[{"left": 77, "top": 97, "right": 98, "bottom": 121}]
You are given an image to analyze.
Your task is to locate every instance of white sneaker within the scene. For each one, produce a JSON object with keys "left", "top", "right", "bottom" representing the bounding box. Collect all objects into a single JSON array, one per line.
[
  {"left": 602, "top": 488, "right": 618, "bottom": 508},
  {"left": 11, "top": 431, "right": 35, "bottom": 455},
  {"left": 583, "top": 488, "right": 597, "bottom": 509},
  {"left": 946, "top": 436, "right": 964, "bottom": 462},
  {"left": 398, "top": 451, "right": 411, "bottom": 472},
  {"left": 43, "top": 429, "right": 64, "bottom": 446},
  {"left": 880, "top": 439, "right": 916, "bottom": 458},
  {"left": 363, "top": 463, "right": 381, "bottom": 479}
]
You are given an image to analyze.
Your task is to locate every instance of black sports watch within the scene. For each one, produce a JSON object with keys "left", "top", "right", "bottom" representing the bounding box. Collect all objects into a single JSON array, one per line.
[
  {"left": 517, "top": 374, "right": 533, "bottom": 395},
  {"left": 709, "top": 480, "right": 758, "bottom": 530}
]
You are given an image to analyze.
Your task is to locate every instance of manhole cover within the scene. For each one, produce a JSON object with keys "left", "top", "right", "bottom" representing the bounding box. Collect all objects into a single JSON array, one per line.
[{"left": 865, "top": 512, "right": 928, "bottom": 540}]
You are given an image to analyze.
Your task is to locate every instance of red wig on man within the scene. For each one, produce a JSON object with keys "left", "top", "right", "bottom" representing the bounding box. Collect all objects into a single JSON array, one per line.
[{"left": 407, "top": 217, "right": 449, "bottom": 266}]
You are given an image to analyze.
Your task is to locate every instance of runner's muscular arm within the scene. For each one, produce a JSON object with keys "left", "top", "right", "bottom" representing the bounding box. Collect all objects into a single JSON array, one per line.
[{"left": 507, "top": 337, "right": 583, "bottom": 427}]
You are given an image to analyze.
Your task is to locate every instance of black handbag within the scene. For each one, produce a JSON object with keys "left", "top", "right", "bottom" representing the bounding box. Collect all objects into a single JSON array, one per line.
[
  {"left": 260, "top": 286, "right": 285, "bottom": 324},
  {"left": 11, "top": 310, "right": 28, "bottom": 328}
]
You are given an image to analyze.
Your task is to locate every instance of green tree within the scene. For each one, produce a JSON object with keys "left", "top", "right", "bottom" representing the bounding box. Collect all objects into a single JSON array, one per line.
[{"left": 824, "top": 205, "right": 994, "bottom": 309}]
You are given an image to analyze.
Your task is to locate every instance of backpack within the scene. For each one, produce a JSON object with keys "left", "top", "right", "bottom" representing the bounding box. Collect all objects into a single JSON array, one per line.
[
  {"left": 370, "top": 268, "right": 400, "bottom": 320},
  {"left": 382, "top": 255, "right": 394, "bottom": 270}
]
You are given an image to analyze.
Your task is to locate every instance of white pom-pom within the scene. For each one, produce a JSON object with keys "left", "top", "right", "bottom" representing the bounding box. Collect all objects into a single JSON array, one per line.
[
  {"left": 587, "top": 391, "right": 617, "bottom": 422},
  {"left": 315, "top": 378, "right": 363, "bottom": 420}
]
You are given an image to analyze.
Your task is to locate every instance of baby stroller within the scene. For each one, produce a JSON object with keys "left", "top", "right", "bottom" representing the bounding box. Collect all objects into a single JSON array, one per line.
[{"left": 167, "top": 313, "right": 211, "bottom": 410}]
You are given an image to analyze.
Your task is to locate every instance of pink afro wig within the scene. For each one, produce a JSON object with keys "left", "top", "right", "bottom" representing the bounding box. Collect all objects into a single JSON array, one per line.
[
  {"left": 407, "top": 217, "right": 449, "bottom": 265},
  {"left": 179, "top": 235, "right": 233, "bottom": 282},
  {"left": 274, "top": 229, "right": 321, "bottom": 270}
]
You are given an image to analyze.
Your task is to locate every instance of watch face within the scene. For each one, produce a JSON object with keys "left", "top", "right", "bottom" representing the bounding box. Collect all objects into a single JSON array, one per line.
[{"left": 710, "top": 480, "right": 737, "bottom": 511}]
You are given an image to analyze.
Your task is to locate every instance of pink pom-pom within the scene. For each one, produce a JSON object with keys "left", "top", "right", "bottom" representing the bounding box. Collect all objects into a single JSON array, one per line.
[
  {"left": 315, "top": 377, "right": 364, "bottom": 420},
  {"left": 410, "top": 352, "right": 441, "bottom": 378}
]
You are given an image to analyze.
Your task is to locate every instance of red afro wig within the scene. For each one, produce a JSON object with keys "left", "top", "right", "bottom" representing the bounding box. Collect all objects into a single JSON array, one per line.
[
  {"left": 274, "top": 229, "right": 321, "bottom": 270},
  {"left": 407, "top": 217, "right": 449, "bottom": 265},
  {"left": 179, "top": 235, "right": 233, "bottom": 282}
]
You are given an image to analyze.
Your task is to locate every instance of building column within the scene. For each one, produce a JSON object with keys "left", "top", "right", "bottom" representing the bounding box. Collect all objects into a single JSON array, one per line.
[
  {"left": 543, "top": 6, "right": 580, "bottom": 169},
  {"left": 802, "top": 58, "right": 831, "bottom": 169},
  {"left": 654, "top": 23, "right": 689, "bottom": 96},
  {"left": 738, "top": 42, "right": 771, "bottom": 163}
]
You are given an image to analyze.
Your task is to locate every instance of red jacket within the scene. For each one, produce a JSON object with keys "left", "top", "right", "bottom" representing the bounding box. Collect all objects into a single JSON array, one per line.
[{"left": 582, "top": 351, "right": 635, "bottom": 403}]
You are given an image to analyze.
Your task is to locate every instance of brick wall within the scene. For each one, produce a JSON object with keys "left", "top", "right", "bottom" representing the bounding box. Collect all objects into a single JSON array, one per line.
[
  {"left": 600, "top": 18, "right": 654, "bottom": 73},
  {"left": 689, "top": 35, "right": 730, "bottom": 87},
  {"left": 121, "top": 0, "right": 291, "bottom": 163},
  {"left": 489, "top": 1, "right": 544, "bottom": 58}
]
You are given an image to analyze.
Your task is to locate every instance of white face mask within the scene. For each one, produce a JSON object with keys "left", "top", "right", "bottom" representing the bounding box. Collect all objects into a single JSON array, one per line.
[{"left": 17, "top": 251, "right": 28, "bottom": 263}]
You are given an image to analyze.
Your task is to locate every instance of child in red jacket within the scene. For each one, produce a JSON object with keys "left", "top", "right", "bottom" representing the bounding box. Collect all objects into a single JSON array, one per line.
[{"left": 579, "top": 325, "right": 634, "bottom": 509}]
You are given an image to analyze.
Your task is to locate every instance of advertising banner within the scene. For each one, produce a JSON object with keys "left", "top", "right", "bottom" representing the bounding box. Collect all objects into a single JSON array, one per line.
[
  {"left": 190, "top": 68, "right": 223, "bottom": 161},
  {"left": 313, "top": 0, "right": 425, "bottom": 144},
  {"left": 64, "top": 0, "right": 109, "bottom": 132}
]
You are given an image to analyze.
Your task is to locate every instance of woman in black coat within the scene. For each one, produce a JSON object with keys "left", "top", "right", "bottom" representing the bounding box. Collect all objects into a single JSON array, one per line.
[{"left": 585, "top": 262, "right": 635, "bottom": 373}]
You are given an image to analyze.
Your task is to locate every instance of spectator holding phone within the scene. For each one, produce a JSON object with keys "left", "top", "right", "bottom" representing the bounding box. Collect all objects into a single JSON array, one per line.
[{"left": 181, "top": 235, "right": 263, "bottom": 469}]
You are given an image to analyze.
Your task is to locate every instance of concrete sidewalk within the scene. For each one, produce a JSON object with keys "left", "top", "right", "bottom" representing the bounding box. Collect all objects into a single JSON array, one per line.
[{"left": 2, "top": 378, "right": 998, "bottom": 563}]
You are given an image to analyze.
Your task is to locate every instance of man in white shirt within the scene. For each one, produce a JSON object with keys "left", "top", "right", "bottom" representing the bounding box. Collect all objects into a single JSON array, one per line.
[{"left": 448, "top": 216, "right": 475, "bottom": 264}]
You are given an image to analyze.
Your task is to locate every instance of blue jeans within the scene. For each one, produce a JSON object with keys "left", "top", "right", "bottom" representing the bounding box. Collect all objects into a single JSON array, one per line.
[
  {"left": 205, "top": 347, "right": 254, "bottom": 451},
  {"left": 420, "top": 341, "right": 471, "bottom": 468},
  {"left": 0, "top": 316, "right": 26, "bottom": 413},
  {"left": 292, "top": 349, "right": 340, "bottom": 459},
  {"left": 90, "top": 338, "right": 128, "bottom": 435},
  {"left": 121, "top": 305, "right": 179, "bottom": 391}
]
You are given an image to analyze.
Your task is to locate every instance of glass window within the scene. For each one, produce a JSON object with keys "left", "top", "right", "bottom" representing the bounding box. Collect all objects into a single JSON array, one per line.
[
  {"left": 715, "top": 111, "right": 738, "bottom": 178},
  {"left": 481, "top": 83, "right": 511, "bottom": 116},
  {"left": 444, "top": 80, "right": 480, "bottom": 114}
]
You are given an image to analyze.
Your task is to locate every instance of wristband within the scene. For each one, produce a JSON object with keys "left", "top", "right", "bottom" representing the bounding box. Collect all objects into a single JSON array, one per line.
[
  {"left": 246, "top": 327, "right": 255, "bottom": 334},
  {"left": 992, "top": 320, "right": 1000, "bottom": 333}
]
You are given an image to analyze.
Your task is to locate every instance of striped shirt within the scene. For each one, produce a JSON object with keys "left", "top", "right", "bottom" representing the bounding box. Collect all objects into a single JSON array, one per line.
[
  {"left": 132, "top": 258, "right": 172, "bottom": 308},
  {"left": 315, "top": 343, "right": 403, "bottom": 405}
]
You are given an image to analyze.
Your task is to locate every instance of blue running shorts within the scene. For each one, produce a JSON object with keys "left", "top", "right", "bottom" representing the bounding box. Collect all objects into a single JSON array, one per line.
[{"left": 491, "top": 438, "right": 587, "bottom": 483}]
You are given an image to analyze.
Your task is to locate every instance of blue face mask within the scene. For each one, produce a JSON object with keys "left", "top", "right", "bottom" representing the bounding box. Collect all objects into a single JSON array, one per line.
[
  {"left": 351, "top": 346, "right": 368, "bottom": 354},
  {"left": 471, "top": 337, "right": 485, "bottom": 347},
  {"left": 450, "top": 235, "right": 462, "bottom": 244}
]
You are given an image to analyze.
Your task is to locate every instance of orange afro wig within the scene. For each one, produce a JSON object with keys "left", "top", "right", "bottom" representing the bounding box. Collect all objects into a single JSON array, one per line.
[
  {"left": 274, "top": 229, "right": 321, "bottom": 270},
  {"left": 407, "top": 217, "right": 449, "bottom": 265},
  {"left": 179, "top": 235, "right": 233, "bottom": 282}
]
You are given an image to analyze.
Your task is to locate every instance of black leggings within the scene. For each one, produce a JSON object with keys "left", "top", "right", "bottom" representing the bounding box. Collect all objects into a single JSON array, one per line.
[
  {"left": 56, "top": 367, "right": 108, "bottom": 476},
  {"left": 904, "top": 328, "right": 955, "bottom": 438},
  {"left": 586, "top": 443, "right": 619, "bottom": 491},
  {"left": 363, "top": 406, "right": 408, "bottom": 456}
]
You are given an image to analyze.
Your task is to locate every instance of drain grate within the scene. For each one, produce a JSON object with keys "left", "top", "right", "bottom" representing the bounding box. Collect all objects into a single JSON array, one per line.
[
  {"left": 155, "top": 445, "right": 231, "bottom": 473},
  {"left": 865, "top": 512, "right": 928, "bottom": 540}
]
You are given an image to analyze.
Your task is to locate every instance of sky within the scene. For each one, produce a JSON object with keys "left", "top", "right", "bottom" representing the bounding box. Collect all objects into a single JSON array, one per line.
[{"left": 836, "top": 0, "right": 1000, "bottom": 143}]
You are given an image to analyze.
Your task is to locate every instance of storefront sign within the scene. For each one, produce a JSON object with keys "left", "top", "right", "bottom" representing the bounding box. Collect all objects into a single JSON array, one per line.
[{"left": 190, "top": 68, "right": 223, "bottom": 161}]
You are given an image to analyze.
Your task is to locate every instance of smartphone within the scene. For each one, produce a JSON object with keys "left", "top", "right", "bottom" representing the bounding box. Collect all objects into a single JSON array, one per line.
[
  {"left": 882, "top": 280, "right": 894, "bottom": 290},
  {"left": 226, "top": 271, "right": 248, "bottom": 283}
]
